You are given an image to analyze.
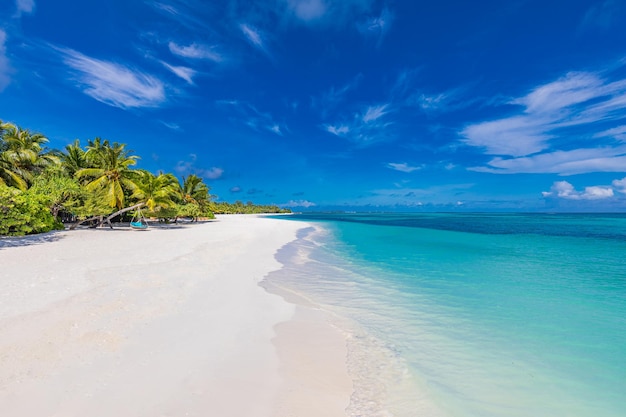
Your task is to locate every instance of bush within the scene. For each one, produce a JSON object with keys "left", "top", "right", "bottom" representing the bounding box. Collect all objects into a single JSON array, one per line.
[{"left": 0, "top": 185, "right": 64, "bottom": 236}]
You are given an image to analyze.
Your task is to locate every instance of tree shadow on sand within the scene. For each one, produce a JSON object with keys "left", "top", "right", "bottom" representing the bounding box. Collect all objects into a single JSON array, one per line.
[{"left": 0, "top": 230, "right": 66, "bottom": 249}]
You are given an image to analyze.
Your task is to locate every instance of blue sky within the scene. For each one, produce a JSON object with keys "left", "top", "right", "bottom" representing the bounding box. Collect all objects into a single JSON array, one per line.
[{"left": 1, "top": 0, "right": 626, "bottom": 211}]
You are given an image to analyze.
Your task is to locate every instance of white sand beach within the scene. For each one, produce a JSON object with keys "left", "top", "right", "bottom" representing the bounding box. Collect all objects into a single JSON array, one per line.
[{"left": 0, "top": 215, "right": 352, "bottom": 417}]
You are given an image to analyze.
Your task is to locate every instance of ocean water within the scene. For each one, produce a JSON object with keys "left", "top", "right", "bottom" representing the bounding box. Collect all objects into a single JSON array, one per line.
[{"left": 265, "top": 213, "right": 626, "bottom": 417}]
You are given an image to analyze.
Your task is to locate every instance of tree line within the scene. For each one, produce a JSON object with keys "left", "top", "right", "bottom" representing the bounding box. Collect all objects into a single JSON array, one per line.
[{"left": 0, "top": 120, "right": 289, "bottom": 236}]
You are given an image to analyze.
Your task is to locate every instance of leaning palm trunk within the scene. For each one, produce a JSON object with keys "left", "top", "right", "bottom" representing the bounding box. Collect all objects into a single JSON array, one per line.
[{"left": 70, "top": 202, "right": 145, "bottom": 230}]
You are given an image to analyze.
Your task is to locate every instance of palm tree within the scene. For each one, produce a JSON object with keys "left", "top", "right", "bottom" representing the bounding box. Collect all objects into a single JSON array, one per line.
[
  {"left": 180, "top": 174, "right": 210, "bottom": 205},
  {"left": 76, "top": 140, "right": 139, "bottom": 209},
  {"left": 0, "top": 122, "right": 58, "bottom": 189},
  {"left": 60, "top": 139, "right": 88, "bottom": 178},
  {"left": 0, "top": 153, "right": 28, "bottom": 190},
  {"left": 132, "top": 170, "right": 180, "bottom": 212}
]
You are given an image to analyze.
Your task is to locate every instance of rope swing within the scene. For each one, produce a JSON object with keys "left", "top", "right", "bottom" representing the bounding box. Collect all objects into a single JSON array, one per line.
[{"left": 130, "top": 207, "right": 149, "bottom": 230}]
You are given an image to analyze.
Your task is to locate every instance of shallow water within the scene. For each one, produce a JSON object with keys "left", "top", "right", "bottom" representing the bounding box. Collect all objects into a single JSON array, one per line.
[{"left": 266, "top": 213, "right": 626, "bottom": 417}]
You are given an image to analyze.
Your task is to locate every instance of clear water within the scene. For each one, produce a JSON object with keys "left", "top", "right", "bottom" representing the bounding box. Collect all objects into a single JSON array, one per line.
[{"left": 266, "top": 213, "right": 626, "bottom": 417}]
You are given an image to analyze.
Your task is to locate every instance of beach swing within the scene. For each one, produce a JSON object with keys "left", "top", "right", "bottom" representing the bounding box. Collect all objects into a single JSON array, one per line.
[{"left": 130, "top": 208, "right": 149, "bottom": 230}]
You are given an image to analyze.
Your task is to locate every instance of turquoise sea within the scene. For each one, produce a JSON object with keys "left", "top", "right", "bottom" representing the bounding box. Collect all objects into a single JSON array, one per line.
[{"left": 267, "top": 213, "right": 626, "bottom": 417}]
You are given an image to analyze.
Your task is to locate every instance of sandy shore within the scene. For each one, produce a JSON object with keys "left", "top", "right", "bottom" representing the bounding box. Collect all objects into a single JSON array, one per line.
[{"left": 0, "top": 215, "right": 352, "bottom": 417}]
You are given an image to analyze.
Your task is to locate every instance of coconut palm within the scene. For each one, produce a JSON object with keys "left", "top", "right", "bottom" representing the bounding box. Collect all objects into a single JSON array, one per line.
[
  {"left": 60, "top": 139, "right": 88, "bottom": 178},
  {"left": 0, "top": 152, "right": 28, "bottom": 190},
  {"left": 180, "top": 174, "right": 210, "bottom": 205},
  {"left": 132, "top": 170, "right": 180, "bottom": 212},
  {"left": 75, "top": 139, "right": 139, "bottom": 209},
  {"left": 0, "top": 122, "right": 59, "bottom": 189}
]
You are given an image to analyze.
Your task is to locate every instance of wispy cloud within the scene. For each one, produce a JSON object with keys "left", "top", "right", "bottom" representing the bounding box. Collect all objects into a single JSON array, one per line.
[
  {"left": 579, "top": 0, "right": 623, "bottom": 32},
  {"left": 324, "top": 102, "right": 394, "bottom": 145},
  {"left": 463, "top": 66, "right": 626, "bottom": 175},
  {"left": 149, "top": 1, "right": 209, "bottom": 30},
  {"left": 463, "top": 71, "right": 626, "bottom": 157},
  {"left": 217, "top": 100, "right": 286, "bottom": 136},
  {"left": 14, "top": 0, "right": 35, "bottom": 17},
  {"left": 357, "top": 7, "right": 393, "bottom": 46},
  {"left": 161, "top": 61, "right": 196, "bottom": 84},
  {"left": 279, "top": 0, "right": 376, "bottom": 26},
  {"left": 313, "top": 74, "right": 363, "bottom": 118},
  {"left": 362, "top": 104, "right": 389, "bottom": 122},
  {"left": 542, "top": 181, "right": 614, "bottom": 200},
  {"left": 60, "top": 48, "right": 166, "bottom": 109},
  {"left": 240, "top": 23, "right": 270, "bottom": 56},
  {"left": 594, "top": 125, "right": 626, "bottom": 141},
  {"left": 387, "top": 162, "right": 421, "bottom": 173},
  {"left": 168, "top": 41, "right": 223, "bottom": 62},
  {"left": 0, "top": 30, "right": 11, "bottom": 92},
  {"left": 325, "top": 124, "right": 350, "bottom": 136},
  {"left": 469, "top": 146, "right": 626, "bottom": 176},
  {"left": 284, "top": 0, "right": 327, "bottom": 22},
  {"left": 160, "top": 121, "right": 182, "bottom": 131}
]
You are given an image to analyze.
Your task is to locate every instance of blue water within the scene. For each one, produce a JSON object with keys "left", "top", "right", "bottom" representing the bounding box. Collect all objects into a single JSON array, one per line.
[{"left": 268, "top": 213, "right": 626, "bottom": 417}]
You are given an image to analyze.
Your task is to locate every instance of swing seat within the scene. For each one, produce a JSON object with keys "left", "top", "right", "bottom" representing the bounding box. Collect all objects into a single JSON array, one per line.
[
  {"left": 130, "top": 207, "right": 149, "bottom": 230},
  {"left": 130, "top": 221, "right": 148, "bottom": 230}
]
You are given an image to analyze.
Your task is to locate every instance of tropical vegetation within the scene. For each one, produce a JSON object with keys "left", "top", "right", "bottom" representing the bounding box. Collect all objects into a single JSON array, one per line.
[{"left": 0, "top": 119, "right": 290, "bottom": 236}]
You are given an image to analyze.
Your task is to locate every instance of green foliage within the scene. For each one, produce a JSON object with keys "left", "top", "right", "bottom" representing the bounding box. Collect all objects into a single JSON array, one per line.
[
  {"left": 0, "top": 117, "right": 275, "bottom": 236},
  {"left": 75, "top": 139, "right": 139, "bottom": 209},
  {"left": 0, "top": 122, "right": 59, "bottom": 189},
  {"left": 211, "top": 201, "right": 291, "bottom": 214},
  {"left": 132, "top": 170, "right": 180, "bottom": 212},
  {"left": 176, "top": 201, "right": 202, "bottom": 219},
  {"left": 0, "top": 185, "right": 64, "bottom": 236},
  {"left": 29, "top": 170, "right": 84, "bottom": 219}
]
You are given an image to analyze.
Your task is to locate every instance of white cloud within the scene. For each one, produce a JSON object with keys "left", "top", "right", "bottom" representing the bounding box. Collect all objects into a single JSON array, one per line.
[
  {"left": 268, "top": 124, "right": 282, "bottom": 135},
  {"left": 469, "top": 146, "right": 626, "bottom": 175},
  {"left": 580, "top": 0, "right": 622, "bottom": 31},
  {"left": 387, "top": 162, "right": 421, "bottom": 173},
  {"left": 462, "top": 114, "right": 555, "bottom": 157},
  {"left": 282, "top": 199, "right": 316, "bottom": 208},
  {"left": 168, "top": 42, "right": 223, "bottom": 62},
  {"left": 359, "top": 183, "right": 475, "bottom": 206},
  {"left": 612, "top": 177, "right": 626, "bottom": 193},
  {"left": 61, "top": 48, "right": 165, "bottom": 109},
  {"left": 15, "top": 0, "right": 35, "bottom": 16},
  {"left": 161, "top": 61, "right": 195, "bottom": 84},
  {"left": 512, "top": 72, "right": 603, "bottom": 113},
  {"left": 415, "top": 92, "right": 448, "bottom": 110},
  {"left": 362, "top": 104, "right": 389, "bottom": 123},
  {"left": 240, "top": 23, "right": 269, "bottom": 55},
  {"left": 323, "top": 102, "right": 393, "bottom": 145},
  {"left": 325, "top": 124, "right": 350, "bottom": 136},
  {"left": 175, "top": 155, "right": 223, "bottom": 180},
  {"left": 284, "top": 0, "right": 327, "bottom": 22},
  {"left": 462, "top": 71, "right": 626, "bottom": 158},
  {"left": 313, "top": 74, "right": 363, "bottom": 118},
  {"left": 357, "top": 7, "right": 393, "bottom": 46},
  {"left": 203, "top": 167, "right": 224, "bottom": 180},
  {"left": 594, "top": 125, "right": 626, "bottom": 141},
  {"left": 160, "top": 121, "right": 181, "bottom": 131},
  {"left": 542, "top": 181, "right": 614, "bottom": 200},
  {"left": 0, "top": 30, "right": 11, "bottom": 91},
  {"left": 278, "top": 0, "right": 375, "bottom": 26},
  {"left": 218, "top": 100, "right": 285, "bottom": 136}
]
